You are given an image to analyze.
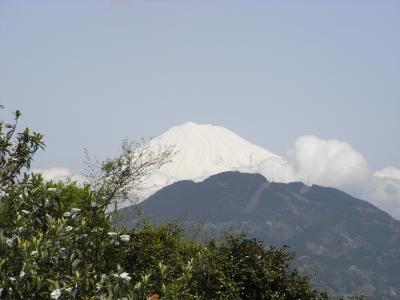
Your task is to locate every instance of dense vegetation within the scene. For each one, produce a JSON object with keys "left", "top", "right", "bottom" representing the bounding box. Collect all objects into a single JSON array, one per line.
[{"left": 0, "top": 109, "right": 341, "bottom": 299}]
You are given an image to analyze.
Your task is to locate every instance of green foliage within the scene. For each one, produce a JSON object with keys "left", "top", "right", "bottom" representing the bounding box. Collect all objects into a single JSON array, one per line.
[
  {"left": 0, "top": 109, "right": 44, "bottom": 185},
  {"left": 84, "top": 139, "right": 175, "bottom": 210},
  {"left": 190, "top": 237, "right": 327, "bottom": 299},
  {"left": 0, "top": 109, "right": 332, "bottom": 299}
]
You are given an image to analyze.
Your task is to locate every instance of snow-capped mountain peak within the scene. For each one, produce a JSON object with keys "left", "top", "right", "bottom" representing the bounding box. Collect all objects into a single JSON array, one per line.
[{"left": 145, "top": 122, "right": 279, "bottom": 194}]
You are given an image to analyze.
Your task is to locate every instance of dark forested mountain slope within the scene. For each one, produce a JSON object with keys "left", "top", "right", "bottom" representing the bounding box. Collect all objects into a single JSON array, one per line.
[{"left": 118, "top": 172, "right": 400, "bottom": 299}]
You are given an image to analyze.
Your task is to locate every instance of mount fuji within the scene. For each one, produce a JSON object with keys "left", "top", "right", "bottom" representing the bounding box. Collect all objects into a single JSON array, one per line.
[
  {"left": 116, "top": 122, "right": 400, "bottom": 298},
  {"left": 144, "top": 122, "right": 280, "bottom": 196}
]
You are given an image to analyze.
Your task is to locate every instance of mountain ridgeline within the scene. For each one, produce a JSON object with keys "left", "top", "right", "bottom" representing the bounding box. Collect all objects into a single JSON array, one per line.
[{"left": 118, "top": 171, "right": 400, "bottom": 299}]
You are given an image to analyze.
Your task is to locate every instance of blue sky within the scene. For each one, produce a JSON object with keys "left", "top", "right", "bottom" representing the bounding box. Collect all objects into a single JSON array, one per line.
[{"left": 0, "top": 1, "right": 399, "bottom": 173}]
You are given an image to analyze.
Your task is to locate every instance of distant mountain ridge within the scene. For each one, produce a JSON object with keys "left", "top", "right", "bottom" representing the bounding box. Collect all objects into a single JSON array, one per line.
[{"left": 118, "top": 171, "right": 400, "bottom": 299}]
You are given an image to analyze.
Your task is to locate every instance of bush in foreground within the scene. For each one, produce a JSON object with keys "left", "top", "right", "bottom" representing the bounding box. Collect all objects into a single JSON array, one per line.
[{"left": 0, "top": 179, "right": 328, "bottom": 299}]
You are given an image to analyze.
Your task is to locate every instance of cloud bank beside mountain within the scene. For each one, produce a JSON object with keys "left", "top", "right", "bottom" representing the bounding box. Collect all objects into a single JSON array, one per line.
[
  {"left": 257, "top": 135, "right": 400, "bottom": 219},
  {"left": 257, "top": 135, "right": 370, "bottom": 187},
  {"left": 367, "top": 168, "right": 400, "bottom": 219}
]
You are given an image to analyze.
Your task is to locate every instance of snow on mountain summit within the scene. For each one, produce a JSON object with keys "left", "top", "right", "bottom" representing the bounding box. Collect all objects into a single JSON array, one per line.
[{"left": 144, "top": 122, "right": 280, "bottom": 195}]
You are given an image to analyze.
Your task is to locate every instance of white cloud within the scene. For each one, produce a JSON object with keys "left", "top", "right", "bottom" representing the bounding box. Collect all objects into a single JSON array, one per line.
[
  {"left": 362, "top": 167, "right": 400, "bottom": 218},
  {"left": 374, "top": 166, "right": 400, "bottom": 181},
  {"left": 256, "top": 135, "right": 400, "bottom": 219},
  {"left": 258, "top": 135, "right": 369, "bottom": 188},
  {"left": 31, "top": 167, "right": 85, "bottom": 183},
  {"left": 363, "top": 174, "right": 400, "bottom": 220},
  {"left": 257, "top": 157, "right": 295, "bottom": 183},
  {"left": 292, "top": 135, "right": 370, "bottom": 188}
]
